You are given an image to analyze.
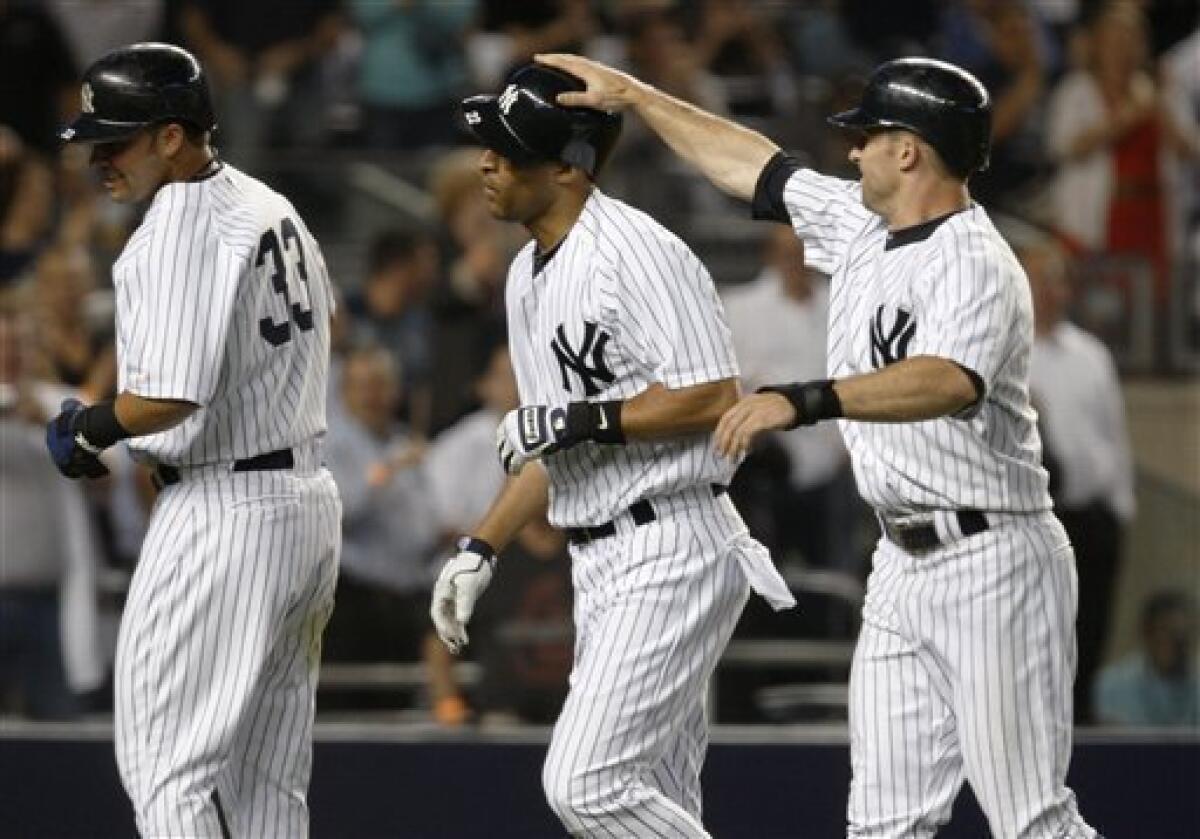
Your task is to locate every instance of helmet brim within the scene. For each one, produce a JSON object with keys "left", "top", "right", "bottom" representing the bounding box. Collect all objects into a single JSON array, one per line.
[
  {"left": 58, "top": 113, "right": 145, "bottom": 145},
  {"left": 459, "top": 95, "right": 545, "bottom": 167}
]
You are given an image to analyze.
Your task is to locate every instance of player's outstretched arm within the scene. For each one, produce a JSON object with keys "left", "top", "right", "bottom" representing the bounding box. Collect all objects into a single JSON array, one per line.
[
  {"left": 536, "top": 53, "right": 778, "bottom": 201},
  {"left": 430, "top": 463, "right": 550, "bottom": 653},
  {"left": 715, "top": 357, "right": 980, "bottom": 458}
]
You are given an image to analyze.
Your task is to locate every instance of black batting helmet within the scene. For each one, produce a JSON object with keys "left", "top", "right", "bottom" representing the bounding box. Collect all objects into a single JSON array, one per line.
[
  {"left": 460, "top": 64, "right": 623, "bottom": 177},
  {"left": 829, "top": 57, "right": 991, "bottom": 178},
  {"left": 59, "top": 43, "right": 216, "bottom": 145}
]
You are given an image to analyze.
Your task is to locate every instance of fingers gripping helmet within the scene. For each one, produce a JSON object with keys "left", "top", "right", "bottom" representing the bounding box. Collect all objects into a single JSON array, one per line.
[
  {"left": 461, "top": 64, "right": 623, "bottom": 177},
  {"left": 59, "top": 42, "right": 216, "bottom": 145},
  {"left": 829, "top": 57, "right": 992, "bottom": 179}
]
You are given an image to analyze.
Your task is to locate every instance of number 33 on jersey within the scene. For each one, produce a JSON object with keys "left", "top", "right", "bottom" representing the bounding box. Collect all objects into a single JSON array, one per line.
[{"left": 112, "top": 164, "right": 335, "bottom": 467}]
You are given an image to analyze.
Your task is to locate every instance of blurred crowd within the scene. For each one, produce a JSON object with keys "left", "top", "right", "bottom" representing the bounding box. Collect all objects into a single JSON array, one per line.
[{"left": 1, "top": 0, "right": 1198, "bottom": 729}]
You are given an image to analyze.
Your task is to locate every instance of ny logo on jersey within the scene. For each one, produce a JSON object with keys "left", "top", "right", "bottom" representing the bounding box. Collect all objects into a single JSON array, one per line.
[
  {"left": 552, "top": 321, "right": 615, "bottom": 396},
  {"left": 498, "top": 84, "right": 520, "bottom": 115},
  {"left": 869, "top": 305, "right": 917, "bottom": 368}
]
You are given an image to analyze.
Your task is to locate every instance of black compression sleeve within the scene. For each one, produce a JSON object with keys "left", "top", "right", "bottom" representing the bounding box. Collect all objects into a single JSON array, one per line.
[
  {"left": 751, "top": 151, "right": 804, "bottom": 223},
  {"left": 77, "top": 400, "right": 132, "bottom": 450}
]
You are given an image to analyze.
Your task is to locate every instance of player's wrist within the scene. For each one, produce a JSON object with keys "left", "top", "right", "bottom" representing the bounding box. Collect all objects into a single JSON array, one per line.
[
  {"left": 757, "top": 380, "right": 842, "bottom": 428},
  {"left": 564, "top": 400, "right": 625, "bottom": 445},
  {"left": 75, "top": 400, "right": 132, "bottom": 451},
  {"left": 457, "top": 535, "right": 497, "bottom": 561}
]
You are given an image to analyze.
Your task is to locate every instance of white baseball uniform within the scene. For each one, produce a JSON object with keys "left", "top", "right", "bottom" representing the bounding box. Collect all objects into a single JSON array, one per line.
[
  {"left": 752, "top": 154, "right": 1097, "bottom": 838},
  {"left": 111, "top": 162, "right": 341, "bottom": 838},
  {"left": 506, "top": 188, "right": 792, "bottom": 837}
]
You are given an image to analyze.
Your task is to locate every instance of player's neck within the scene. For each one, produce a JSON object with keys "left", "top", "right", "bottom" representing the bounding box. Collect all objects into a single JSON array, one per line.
[
  {"left": 885, "top": 180, "right": 970, "bottom": 232},
  {"left": 527, "top": 187, "right": 591, "bottom": 254},
  {"left": 169, "top": 145, "right": 218, "bottom": 184}
]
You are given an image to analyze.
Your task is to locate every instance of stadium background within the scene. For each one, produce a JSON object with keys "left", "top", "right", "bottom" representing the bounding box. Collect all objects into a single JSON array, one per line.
[{"left": 1, "top": 0, "right": 1197, "bottom": 836}]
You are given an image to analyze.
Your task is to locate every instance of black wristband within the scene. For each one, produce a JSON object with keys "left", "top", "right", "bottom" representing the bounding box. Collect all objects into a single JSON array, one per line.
[
  {"left": 565, "top": 399, "right": 625, "bottom": 445},
  {"left": 757, "top": 379, "right": 843, "bottom": 428},
  {"left": 76, "top": 400, "right": 132, "bottom": 451},
  {"left": 457, "top": 536, "right": 497, "bottom": 561}
]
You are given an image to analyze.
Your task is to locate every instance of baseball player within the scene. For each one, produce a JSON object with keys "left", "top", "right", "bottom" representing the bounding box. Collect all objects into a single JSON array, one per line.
[
  {"left": 429, "top": 63, "right": 794, "bottom": 838},
  {"left": 47, "top": 43, "right": 341, "bottom": 837},
  {"left": 540, "top": 53, "right": 1100, "bottom": 838}
]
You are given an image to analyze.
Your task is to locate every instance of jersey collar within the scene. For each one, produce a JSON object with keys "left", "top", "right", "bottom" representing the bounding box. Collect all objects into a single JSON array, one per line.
[{"left": 884, "top": 206, "right": 969, "bottom": 251}]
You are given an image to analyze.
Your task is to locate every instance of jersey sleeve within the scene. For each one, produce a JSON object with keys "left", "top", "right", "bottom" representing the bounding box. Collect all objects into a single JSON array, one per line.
[
  {"left": 751, "top": 153, "right": 873, "bottom": 275},
  {"left": 908, "top": 231, "right": 1019, "bottom": 403},
  {"left": 120, "top": 186, "right": 241, "bottom": 404},
  {"left": 610, "top": 235, "right": 739, "bottom": 389}
]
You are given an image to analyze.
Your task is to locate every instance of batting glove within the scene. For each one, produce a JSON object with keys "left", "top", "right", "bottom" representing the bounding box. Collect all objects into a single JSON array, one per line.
[
  {"left": 495, "top": 401, "right": 623, "bottom": 475},
  {"left": 430, "top": 537, "right": 497, "bottom": 654},
  {"left": 45, "top": 399, "right": 110, "bottom": 480}
]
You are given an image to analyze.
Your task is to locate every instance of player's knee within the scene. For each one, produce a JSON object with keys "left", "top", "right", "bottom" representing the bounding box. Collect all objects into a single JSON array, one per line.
[{"left": 542, "top": 759, "right": 622, "bottom": 827}]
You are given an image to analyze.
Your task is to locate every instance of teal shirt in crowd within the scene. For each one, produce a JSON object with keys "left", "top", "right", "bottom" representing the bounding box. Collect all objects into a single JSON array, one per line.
[
  {"left": 352, "top": 0, "right": 477, "bottom": 109},
  {"left": 1094, "top": 654, "right": 1200, "bottom": 727}
]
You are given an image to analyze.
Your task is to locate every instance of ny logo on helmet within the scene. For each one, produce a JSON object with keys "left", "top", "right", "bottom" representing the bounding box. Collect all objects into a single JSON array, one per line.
[
  {"left": 552, "top": 321, "right": 615, "bottom": 397},
  {"left": 499, "top": 84, "right": 520, "bottom": 115},
  {"left": 81, "top": 83, "right": 94, "bottom": 114}
]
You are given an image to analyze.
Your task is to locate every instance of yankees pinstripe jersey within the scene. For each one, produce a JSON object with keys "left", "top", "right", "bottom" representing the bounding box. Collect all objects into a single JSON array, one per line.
[
  {"left": 505, "top": 188, "right": 740, "bottom": 527},
  {"left": 112, "top": 162, "right": 334, "bottom": 465},
  {"left": 754, "top": 155, "right": 1052, "bottom": 515}
]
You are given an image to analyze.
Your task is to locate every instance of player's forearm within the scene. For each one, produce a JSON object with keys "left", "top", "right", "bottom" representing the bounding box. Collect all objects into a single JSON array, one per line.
[
  {"left": 620, "top": 380, "right": 739, "bottom": 438},
  {"left": 472, "top": 462, "right": 551, "bottom": 554},
  {"left": 114, "top": 392, "right": 199, "bottom": 436},
  {"left": 833, "top": 356, "right": 979, "bottom": 422},
  {"left": 626, "top": 80, "right": 778, "bottom": 201},
  {"left": 69, "top": 390, "right": 198, "bottom": 455}
]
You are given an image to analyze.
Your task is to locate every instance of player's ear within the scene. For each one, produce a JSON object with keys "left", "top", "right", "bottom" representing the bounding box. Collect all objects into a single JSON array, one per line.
[
  {"left": 896, "top": 133, "right": 922, "bottom": 173},
  {"left": 155, "top": 122, "right": 187, "bottom": 159}
]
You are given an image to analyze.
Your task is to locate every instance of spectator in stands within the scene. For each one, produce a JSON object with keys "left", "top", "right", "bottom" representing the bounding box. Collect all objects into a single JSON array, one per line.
[
  {"left": 350, "top": 0, "right": 476, "bottom": 151},
  {"left": 1023, "top": 238, "right": 1135, "bottom": 723},
  {"left": 1045, "top": 1, "right": 1197, "bottom": 307},
  {"left": 0, "top": 2, "right": 77, "bottom": 156},
  {"left": 1095, "top": 591, "right": 1199, "bottom": 727},
  {"left": 322, "top": 345, "right": 460, "bottom": 720},
  {"left": 625, "top": 7, "right": 726, "bottom": 114},
  {"left": 179, "top": 0, "right": 342, "bottom": 169},
  {"left": 0, "top": 303, "right": 104, "bottom": 719},
  {"left": 427, "top": 149, "right": 522, "bottom": 431},
  {"left": 0, "top": 126, "right": 55, "bottom": 284},
  {"left": 347, "top": 228, "right": 438, "bottom": 434},
  {"left": 1162, "top": 28, "right": 1200, "bottom": 275},
  {"left": 938, "top": 0, "right": 1054, "bottom": 212},
  {"left": 425, "top": 342, "right": 572, "bottom": 725},
  {"left": 474, "top": 0, "right": 599, "bottom": 87},
  {"left": 687, "top": 0, "right": 791, "bottom": 118},
  {"left": 723, "top": 226, "right": 861, "bottom": 574},
  {"left": 46, "top": 0, "right": 164, "bottom": 69},
  {"left": 32, "top": 245, "right": 115, "bottom": 400}
]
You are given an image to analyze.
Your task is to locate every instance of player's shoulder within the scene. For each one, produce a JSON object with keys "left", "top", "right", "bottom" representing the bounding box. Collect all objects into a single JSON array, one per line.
[
  {"left": 928, "top": 205, "right": 1022, "bottom": 279},
  {"left": 583, "top": 190, "right": 706, "bottom": 275}
]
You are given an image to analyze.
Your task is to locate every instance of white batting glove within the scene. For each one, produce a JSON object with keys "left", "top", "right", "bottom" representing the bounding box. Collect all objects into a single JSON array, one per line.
[
  {"left": 430, "top": 537, "right": 497, "bottom": 653},
  {"left": 495, "top": 402, "right": 623, "bottom": 475},
  {"left": 496, "top": 404, "right": 562, "bottom": 475}
]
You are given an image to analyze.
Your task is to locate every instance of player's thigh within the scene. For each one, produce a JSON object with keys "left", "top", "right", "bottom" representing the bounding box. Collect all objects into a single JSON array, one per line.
[
  {"left": 946, "top": 528, "right": 1079, "bottom": 835},
  {"left": 848, "top": 623, "right": 963, "bottom": 836},
  {"left": 547, "top": 517, "right": 747, "bottom": 785}
]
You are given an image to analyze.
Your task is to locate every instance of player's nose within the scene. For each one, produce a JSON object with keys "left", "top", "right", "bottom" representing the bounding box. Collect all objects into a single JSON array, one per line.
[{"left": 479, "top": 148, "right": 498, "bottom": 174}]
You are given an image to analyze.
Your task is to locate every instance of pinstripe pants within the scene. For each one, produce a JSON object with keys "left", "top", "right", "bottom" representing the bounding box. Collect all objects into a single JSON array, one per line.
[
  {"left": 543, "top": 490, "right": 752, "bottom": 838},
  {"left": 848, "top": 512, "right": 1097, "bottom": 839},
  {"left": 115, "top": 464, "right": 341, "bottom": 838}
]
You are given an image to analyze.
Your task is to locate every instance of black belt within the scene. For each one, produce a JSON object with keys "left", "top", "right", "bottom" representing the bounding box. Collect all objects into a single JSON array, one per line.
[
  {"left": 879, "top": 509, "right": 989, "bottom": 553},
  {"left": 565, "top": 484, "right": 727, "bottom": 546},
  {"left": 154, "top": 448, "right": 294, "bottom": 488}
]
